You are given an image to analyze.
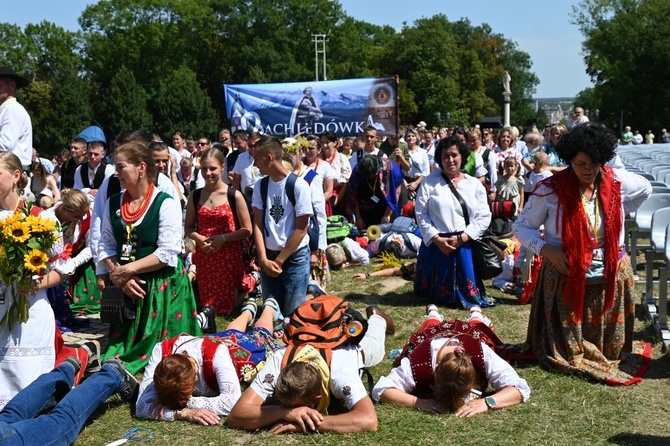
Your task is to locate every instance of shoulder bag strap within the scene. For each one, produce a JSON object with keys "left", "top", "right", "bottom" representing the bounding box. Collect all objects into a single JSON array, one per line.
[{"left": 440, "top": 172, "right": 470, "bottom": 226}]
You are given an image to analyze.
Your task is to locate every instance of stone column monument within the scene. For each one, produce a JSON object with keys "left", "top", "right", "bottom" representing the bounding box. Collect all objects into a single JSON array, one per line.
[{"left": 502, "top": 71, "right": 511, "bottom": 127}]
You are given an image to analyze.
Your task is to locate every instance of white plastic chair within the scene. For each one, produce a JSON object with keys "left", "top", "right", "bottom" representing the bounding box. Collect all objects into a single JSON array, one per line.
[
  {"left": 644, "top": 208, "right": 670, "bottom": 301},
  {"left": 651, "top": 165, "right": 670, "bottom": 178},
  {"left": 630, "top": 195, "right": 670, "bottom": 274},
  {"left": 654, "top": 225, "right": 670, "bottom": 352}
]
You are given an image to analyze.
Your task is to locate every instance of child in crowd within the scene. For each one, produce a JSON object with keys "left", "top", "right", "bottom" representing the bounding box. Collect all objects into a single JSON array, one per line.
[
  {"left": 341, "top": 137, "right": 354, "bottom": 157},
  {"left": 526, "top": 151, "right": 553, "bottom": 196},
  {"left": 491, "top": 239, "right": 522, "bottom": 296},
  {"left": 182, "top": 238, "right": 196, "bottom": 283},
  {"left": 372, "top": 305, "right": 530, "bottom": 416},
  {"left": 494, "top": 157, "right": 524, "bottom": 217},
  {"left": 325, "top": 239, "right": 370, "bottom": 269}
]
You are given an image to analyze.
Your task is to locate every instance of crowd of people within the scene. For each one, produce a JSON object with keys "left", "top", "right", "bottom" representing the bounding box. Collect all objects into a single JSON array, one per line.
[{"left": 0, "top": 64, "right": 656, "bottom": 442}]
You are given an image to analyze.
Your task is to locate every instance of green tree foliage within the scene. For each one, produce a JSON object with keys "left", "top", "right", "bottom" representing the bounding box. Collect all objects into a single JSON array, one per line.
[
  {"left": 0, "top": 22, "right": 89, "bottom": 155},
  {"left": 572, "top": 0, "right": 670, "bottom": 132},
  {"left": 2, "top": 0, "right": 541, "bottom": 144},
  {"left": 374, "top": 16, "right": 538, "bottom": 128},
  {"left": 100, "top": 66, "right": 153, "bottom": 138},
  {"left": 155, "top": 66, "right": 217, "bottom": 138},
  {"left": 376, "top": 15, "right": 461, "bottom": 127},
  {"left": 39, "top": 66, "right": 94, "bottom": 155}
]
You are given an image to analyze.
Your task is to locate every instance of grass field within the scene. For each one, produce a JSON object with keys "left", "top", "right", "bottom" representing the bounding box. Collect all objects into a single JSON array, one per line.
[{"left": 74, "top": 263, "right": 670, "bottom": 446}]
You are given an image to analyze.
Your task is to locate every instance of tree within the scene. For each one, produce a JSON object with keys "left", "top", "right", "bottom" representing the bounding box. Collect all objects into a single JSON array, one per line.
[
  {"left": 572, "top": 0, "right": 670, "bottom": 132},
  {"left": 375, "top": 15, "right": 461, "bottom": 127},
  {"left": 155, "top": 66, "right": 217, "bottom": 137},
  {"left": 99, "top": 66, "right": 153, "bottom": 138},
  {"left": 40, "top": 66, "right": 94, "bottom": 156}
]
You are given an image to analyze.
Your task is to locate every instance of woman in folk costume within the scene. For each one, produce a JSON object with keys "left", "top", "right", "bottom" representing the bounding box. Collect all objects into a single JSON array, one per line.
[
  {"left": 136, "top": 298, "right": 282, "bottom": 424},
  {"left": 97, "top": 141, "right": 201, "bottom": 374},
  {"left": 47, "top": 189, "right": 102, "bottom": 320},
  {"left": 372, "top": 305, "right": 529, "bottom": 416},
  {"left": 0, "top": 153, "right": 96, "bottom": 408},
  {"left": 514, "top": 123, "right": 652, "bottom": 384}
]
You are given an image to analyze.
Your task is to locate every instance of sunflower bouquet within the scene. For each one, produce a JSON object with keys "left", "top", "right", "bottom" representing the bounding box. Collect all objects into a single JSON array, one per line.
[{"left": 0, "top": 203, "right": 60, "bottom": 327}]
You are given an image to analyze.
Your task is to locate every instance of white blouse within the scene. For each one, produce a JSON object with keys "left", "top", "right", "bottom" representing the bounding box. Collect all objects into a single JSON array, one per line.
[
  {"left": 327, "top": 152, "right": 352, "bottom": 187},
  {"left": 415, "top": 172, "right": 491, "bottom": 245},
  {"left": 372, "top": 337, "right": 531, "bottom": 402},
  {"left": 406, "top": 148, "right": 430, "bottom": 178},
  {"left": 98, "top": 188, "right": 182, "bottom": 268},
  {"left": 513, "top": 169, "right": 652, "bottom": 256},
  {"left": 136, "top": 335, "right": 242, "bottom": 420}
]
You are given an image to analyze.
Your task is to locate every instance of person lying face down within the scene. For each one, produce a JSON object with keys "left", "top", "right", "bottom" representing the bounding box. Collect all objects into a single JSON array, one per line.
[
  {"left": 228, "top": 300, "right": 395, "bottom": 434},
  {"left": 135, "top": 299, "right": 283, "bottom": 425}
]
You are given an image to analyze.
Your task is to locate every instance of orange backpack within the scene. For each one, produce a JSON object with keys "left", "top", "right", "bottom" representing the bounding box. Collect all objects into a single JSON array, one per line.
[{"left": 281, "top": 295, "right": 368, "bottom": 368}]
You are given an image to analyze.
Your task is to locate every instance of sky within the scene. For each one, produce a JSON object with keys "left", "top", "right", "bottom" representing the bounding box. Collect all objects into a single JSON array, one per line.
[{"left": 3, "top": 0, "right": 592, "bottom": 98}]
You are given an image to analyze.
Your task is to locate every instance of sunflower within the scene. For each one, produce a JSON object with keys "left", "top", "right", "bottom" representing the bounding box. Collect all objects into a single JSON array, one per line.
[
  {"left": 0, "top": 211, "right": 22, "bottom": 228},
  {"left": 25, "top": 215, "right": 57, "bottom": 233},
  {"left": 24, "top": 249, "right": 48, "bottom": 273},
  {"left": 0, "top": 245, "right": 5, "bottom": 259},
  {"left": 4, "top": 221, "right": 31, "bottom": 243}
]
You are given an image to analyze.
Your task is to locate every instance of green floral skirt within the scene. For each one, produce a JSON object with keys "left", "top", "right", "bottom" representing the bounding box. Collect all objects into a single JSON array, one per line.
[{"left": 102, "top": 259, "right": 202, "bottom": 374}]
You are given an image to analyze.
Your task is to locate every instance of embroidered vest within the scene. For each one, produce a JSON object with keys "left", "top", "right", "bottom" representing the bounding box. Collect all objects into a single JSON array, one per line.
[
  {"left": 160, "top": 336, "right": 221, "bottom": 393},
  {"left": 397, "top": 320, "right": 497, "bottom": 394},
  {"left": 80, "top": 161, "right": 108, "bottom": 189},
  {"left": 109, "top": 192, "right": 169, "bottom": 263}
]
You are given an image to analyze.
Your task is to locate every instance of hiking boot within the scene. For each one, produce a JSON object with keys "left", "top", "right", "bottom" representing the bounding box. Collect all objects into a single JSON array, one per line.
[
  {"left": 81, "top": 340, "right": 101, "bottom": 374},
  {"left": 306, "top": 282, "right": 326, "bottom": 299},
  {"left": 366, "top": 305, "right": 395, "bottom": 336},
  {"left": 103, "top": 358, "right": 139, "bottom": 405},
  {"left": 199, "top": 306, "right": 217, "bottom": 334},
  {"left": 62, "top": 356, "right": 82, "bottom": 376}
]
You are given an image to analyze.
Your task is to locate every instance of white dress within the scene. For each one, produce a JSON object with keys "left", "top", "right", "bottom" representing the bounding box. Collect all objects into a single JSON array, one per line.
[{"left": 0, "top": 208, "right": 62, "bottom": 410}]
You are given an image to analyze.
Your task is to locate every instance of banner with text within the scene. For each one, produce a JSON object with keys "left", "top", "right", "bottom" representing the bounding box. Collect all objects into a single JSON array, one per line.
[{"left": 224, "top": 77, "right": 398, "bottom": 137}]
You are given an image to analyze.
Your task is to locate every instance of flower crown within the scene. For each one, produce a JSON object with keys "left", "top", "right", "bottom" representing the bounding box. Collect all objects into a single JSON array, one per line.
[{"left": 282, "top": 136, "right": 309, "bottom": 155}]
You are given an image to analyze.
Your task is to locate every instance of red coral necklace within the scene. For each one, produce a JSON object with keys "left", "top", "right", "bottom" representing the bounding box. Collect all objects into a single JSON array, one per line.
[{"left": 121, "top": 183, "right": 155, "bottom": 224}]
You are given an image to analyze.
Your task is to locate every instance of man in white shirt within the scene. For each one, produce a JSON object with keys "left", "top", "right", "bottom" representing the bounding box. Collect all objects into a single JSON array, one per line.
[
  {"left": 350, "top": 126, "right": 386, "bottom": 171},
  {"left": 233, "top": 138, "right": 264, "bottom": 200},
  {"left": 73, "top": 141, "right": 115, "bottom": 199},
  {"left": 228, "top": 300, "right": 393, "bottom": 434},
  {"left": 251, "top": 136, "right": 312, "bottom": 315},
  {"left": 0, "top": 66, "right": 32, "bottom": 169}
]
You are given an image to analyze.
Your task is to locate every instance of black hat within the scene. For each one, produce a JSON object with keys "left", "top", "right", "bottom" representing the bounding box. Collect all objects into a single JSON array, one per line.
[{"left": 0, "top": 67, "right": 30, "bottom": 89}]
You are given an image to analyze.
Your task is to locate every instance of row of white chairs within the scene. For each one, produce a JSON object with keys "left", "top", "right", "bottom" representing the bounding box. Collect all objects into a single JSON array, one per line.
[{"left": 620, "top": 144, "right": 670, "bottom": 352}]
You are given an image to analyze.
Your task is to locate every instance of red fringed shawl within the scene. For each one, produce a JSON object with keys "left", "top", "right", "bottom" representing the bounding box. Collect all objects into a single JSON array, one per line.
[{"left": 541, "top": 166, "right": 622, "bottom": 322}]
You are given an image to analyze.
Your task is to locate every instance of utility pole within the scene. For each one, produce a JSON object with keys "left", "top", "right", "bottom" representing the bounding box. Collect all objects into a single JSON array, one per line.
[{"left": 312, "top": 34, "right": 327, "bottom": 81}]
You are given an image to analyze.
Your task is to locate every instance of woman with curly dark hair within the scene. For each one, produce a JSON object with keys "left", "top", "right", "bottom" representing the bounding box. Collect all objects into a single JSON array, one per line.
[{"left": 514, "top": 123, "right": 652, "bottom": 384}]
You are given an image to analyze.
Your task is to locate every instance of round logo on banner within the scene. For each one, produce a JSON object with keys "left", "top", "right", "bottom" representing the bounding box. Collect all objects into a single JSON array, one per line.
[{"left": 241, "top": 111, "right": 263, "bottom": 133}]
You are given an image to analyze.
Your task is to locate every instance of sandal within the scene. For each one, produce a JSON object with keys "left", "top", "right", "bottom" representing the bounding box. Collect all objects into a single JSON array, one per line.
[
  {"left": 262, "top": 298, "right": 284, "bottom": 332},
  {"left": 240, "top": 300, "right": 258, "bottom": 327}
]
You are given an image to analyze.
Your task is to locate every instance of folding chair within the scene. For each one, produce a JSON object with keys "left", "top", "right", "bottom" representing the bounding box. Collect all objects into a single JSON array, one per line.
[
  {"left": 644, "top": 208, "right": 670, "bottom": 303},
  {"left": 629, "top": 194, "right": 670, "bottom": 275}
]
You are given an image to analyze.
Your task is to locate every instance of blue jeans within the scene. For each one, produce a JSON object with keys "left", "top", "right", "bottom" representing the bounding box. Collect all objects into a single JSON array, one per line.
[
  {"left": 261, "top": 245, "right": 310, "bottom": 315},
  {"left": 0, "top": 363, "right": 122, "bottom": 446}
]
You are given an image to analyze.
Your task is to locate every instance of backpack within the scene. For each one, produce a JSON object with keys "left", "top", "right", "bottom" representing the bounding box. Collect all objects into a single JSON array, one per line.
[
  {"left": 281, "top": 295, "right": 368, "bottom": 369},
  {"left": 326, "top": 215, "right": 354, "bottom": 244},
  {"left": 260, "top": 172, "right": 319, "bottom": 251}
]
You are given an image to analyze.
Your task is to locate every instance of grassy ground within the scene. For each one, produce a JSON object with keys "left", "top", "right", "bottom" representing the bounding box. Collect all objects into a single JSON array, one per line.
[{"left": 74, "top": 262, "right": 670, "bottom": 446}]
